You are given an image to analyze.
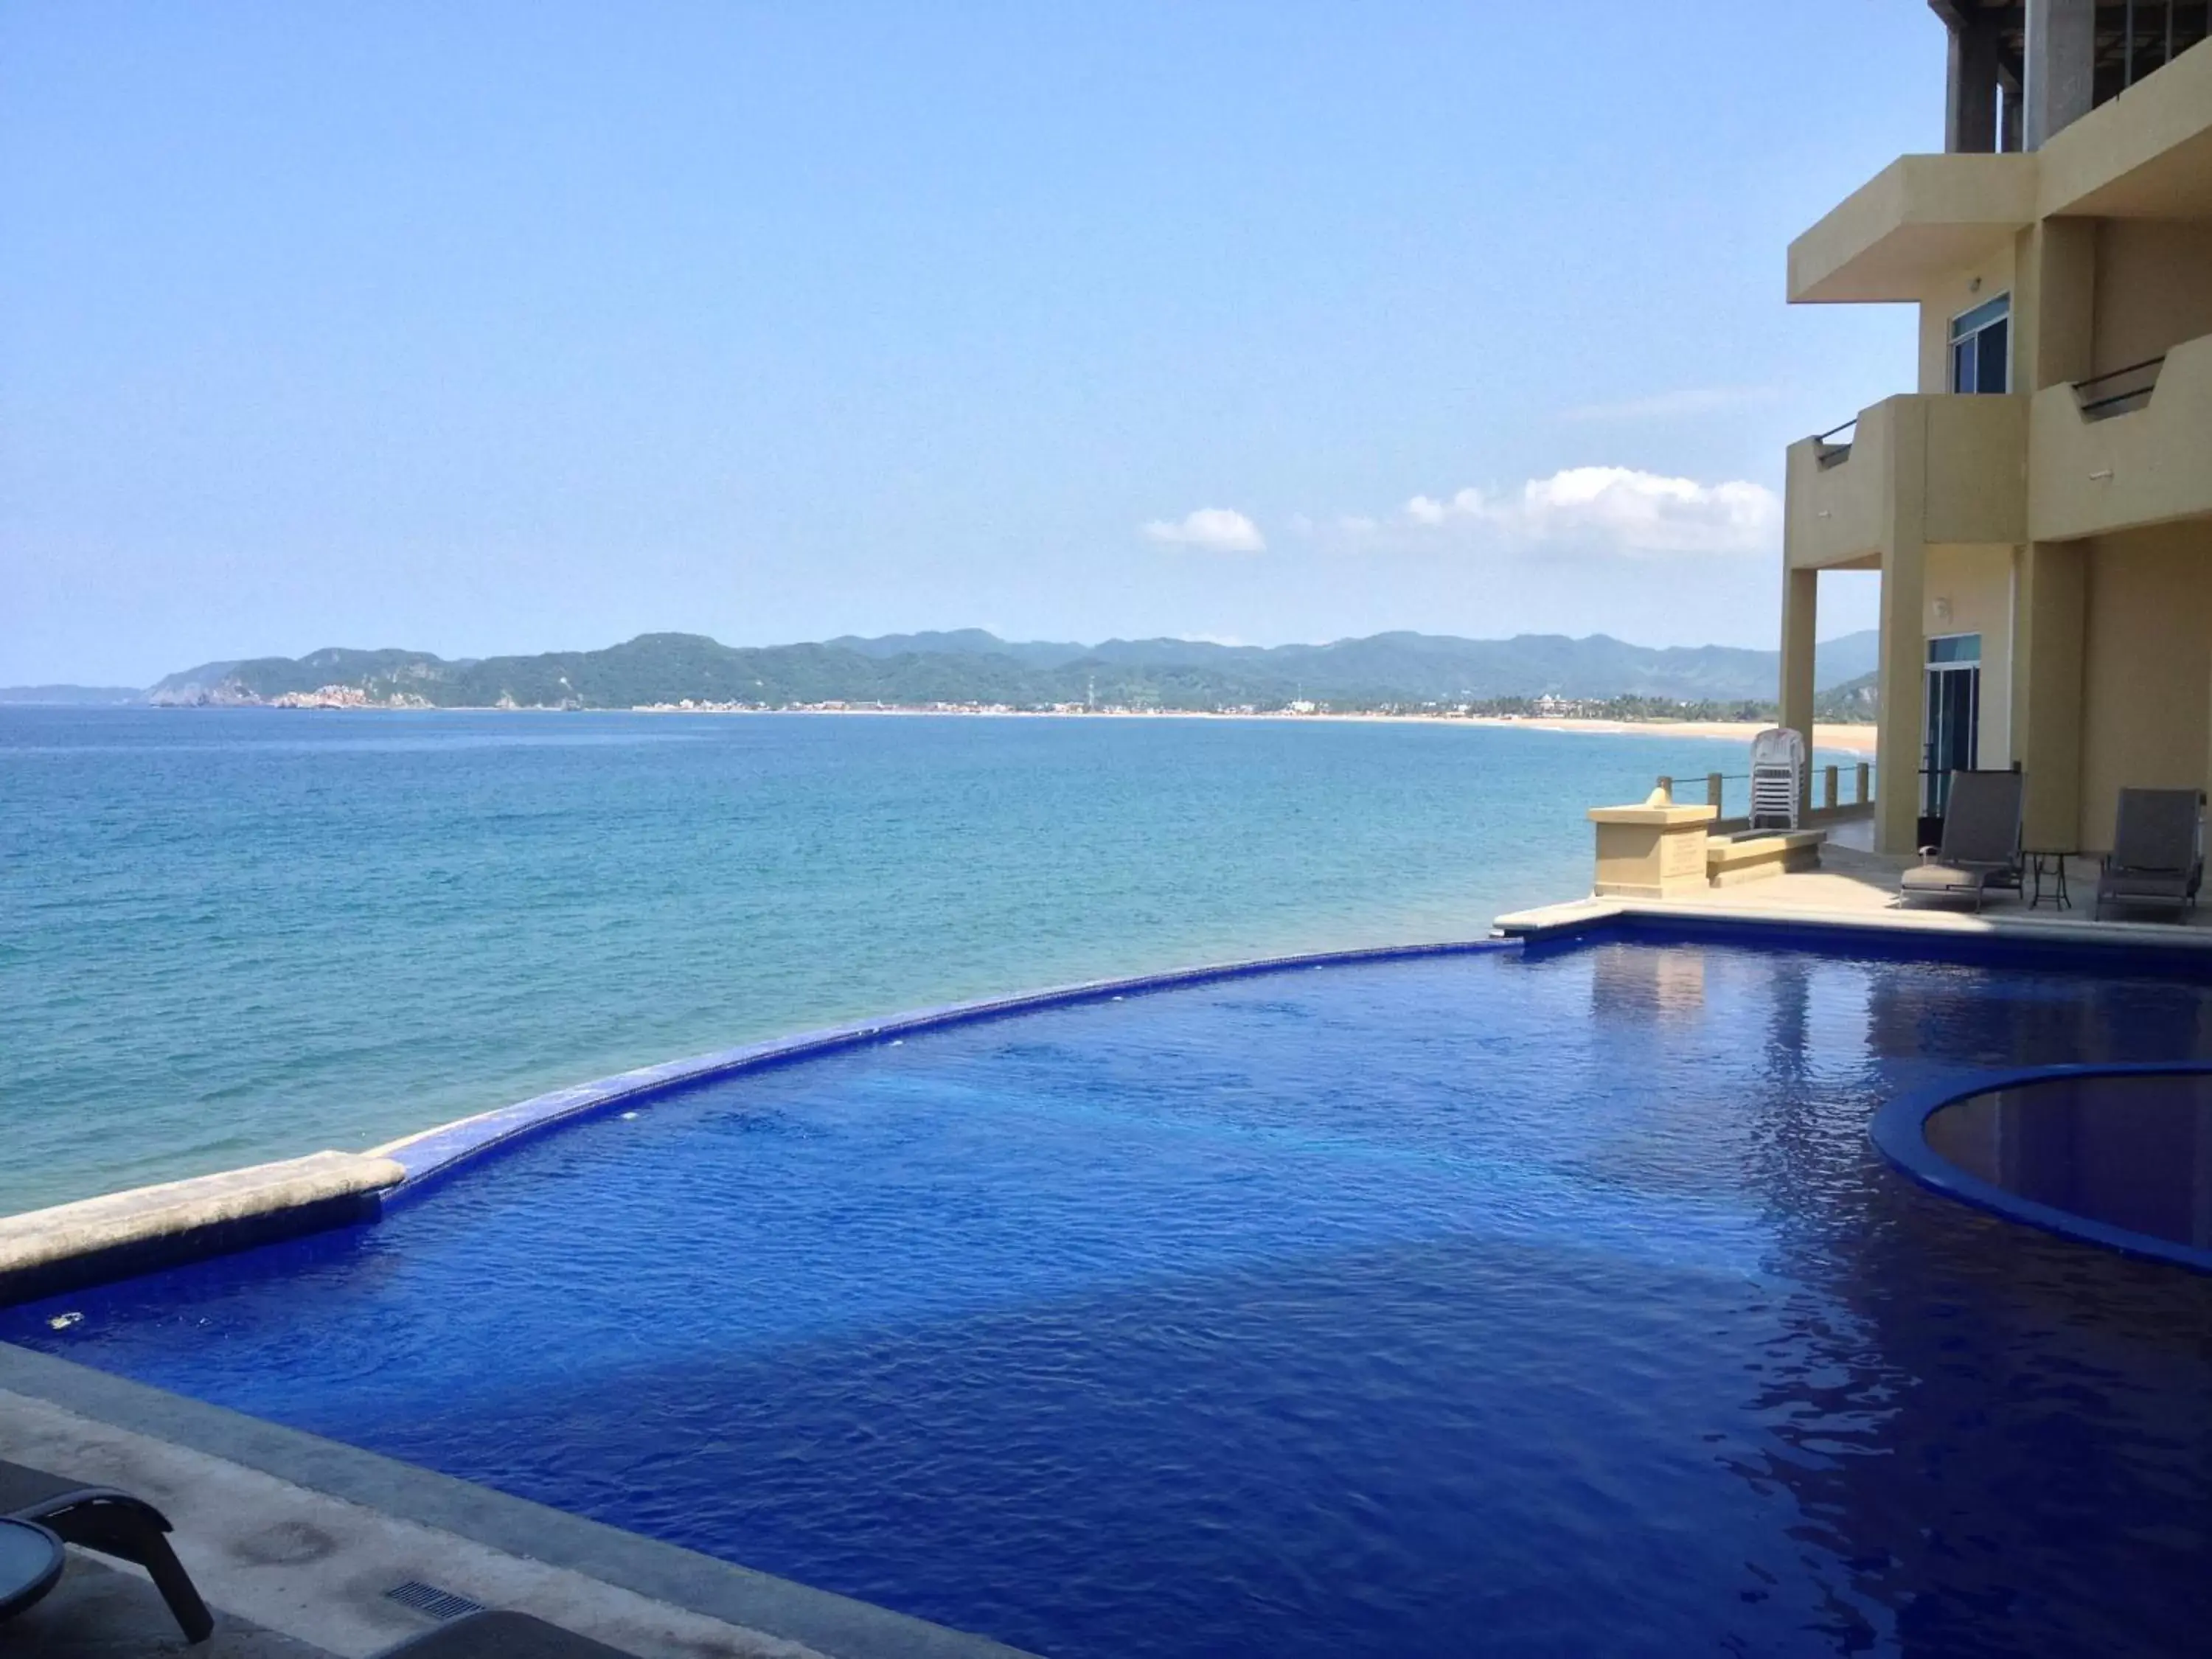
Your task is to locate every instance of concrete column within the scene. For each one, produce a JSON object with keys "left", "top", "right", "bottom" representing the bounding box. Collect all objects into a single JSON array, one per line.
[
  {"left": 1946, "top": 15, "right": 2003, "bottom": 152},
  {"left": 2011, "top": 541, "right": 2087, "bottom": 849},
  {"left": 1999, "top": 68, "right": 2024, "bottom": 153},
  {"left": 1779, "top": 565, "right": 1819, "bottom": 809},
  {"left": 1877, "top": 545, "right": 1929, "bottom": 852},
  {"left": 2025, "top": 0, "right": 2096, "bottom": 149},
  {"left": 1875, "top": 401, "right": 1930, "bottom": 855},
  {"left": 2014, "top": 218, "right": 2098, "bottom": 393}
]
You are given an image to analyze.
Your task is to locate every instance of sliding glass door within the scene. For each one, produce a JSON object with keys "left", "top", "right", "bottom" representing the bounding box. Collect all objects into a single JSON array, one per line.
[{"left": 1922, "top": 633, "right": 1982, "bottom": 817}]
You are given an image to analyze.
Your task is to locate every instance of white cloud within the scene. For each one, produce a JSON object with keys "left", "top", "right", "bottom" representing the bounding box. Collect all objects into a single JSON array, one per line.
[
  {"left": 1398, "top": 466, "right": 1778, "bottom": 557},
  {"left": 1560, "top": 386, "right": 1776, "bottom": 422},
  {"left": 1141, "top": 507, "right": 1266, "bottom": 554}
]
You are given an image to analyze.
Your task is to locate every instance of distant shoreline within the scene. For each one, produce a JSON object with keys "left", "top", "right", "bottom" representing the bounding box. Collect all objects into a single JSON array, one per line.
[
  {"left": 95, "top": 698, "right": 1879, "bottom": 754},
  {"left": 633, "top": 703, "right": 1879, "bottom": 753}
]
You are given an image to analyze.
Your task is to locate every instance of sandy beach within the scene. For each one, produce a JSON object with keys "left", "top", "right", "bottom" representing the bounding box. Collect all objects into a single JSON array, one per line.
[
  {"left": 265, "top": 698, "right": 1882, "bottom": 754},
  {"left": 1459, "top": 714, "right": 1878, "bottom": 754}
]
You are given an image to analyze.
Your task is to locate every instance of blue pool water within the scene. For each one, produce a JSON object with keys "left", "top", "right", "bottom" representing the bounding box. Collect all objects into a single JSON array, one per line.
[
  {"left": 0, "top": 706, "right": 1854, "bottom": 1213},
  {"left": 11, "top": 935, "right": 2212, "bottom": 1658}
]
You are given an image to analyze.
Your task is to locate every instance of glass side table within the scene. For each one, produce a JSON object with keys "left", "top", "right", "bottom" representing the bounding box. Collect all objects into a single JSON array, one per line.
[
  {"left": 0, "top": 1517, "right": 65, "bottom": 1624},
  {"left": 2026, "top": 849, "right": 2078, "bottom": 910}
]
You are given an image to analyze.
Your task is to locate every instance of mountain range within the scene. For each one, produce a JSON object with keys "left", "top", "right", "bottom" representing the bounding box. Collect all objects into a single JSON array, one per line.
[{"left": 3, "top": 628, "right": 1882, "bottom": 715}]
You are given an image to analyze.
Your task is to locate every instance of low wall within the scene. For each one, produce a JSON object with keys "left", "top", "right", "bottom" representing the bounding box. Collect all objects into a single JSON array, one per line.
[{"left": 0, "top": 1152, "right": 406, "bottom": 1307}]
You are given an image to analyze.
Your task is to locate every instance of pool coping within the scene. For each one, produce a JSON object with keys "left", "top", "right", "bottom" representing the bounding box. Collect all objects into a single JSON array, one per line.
[
  {"left": 370, "top": 936, "right": 1523, "bottom": 1203},
  {"left": 1495, "top": 892, "right": 2212, "bottom": 955},
  {"left": 0, "top": 1152, "right": 406, "bottom": 1307},
  {"left": 1869, "top": 1061, "right": 2212, "bottom": 1275},
  {"left": 0, "top": 1340, "right": 1037, "bottom": 1659}
]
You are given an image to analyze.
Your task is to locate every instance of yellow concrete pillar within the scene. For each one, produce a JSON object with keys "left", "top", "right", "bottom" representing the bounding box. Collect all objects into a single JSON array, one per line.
[
  {"left": 1875, "top": 403, "right": 1930, "bottom": 855},
  {"left": 2014, "top": 218, "right": 2096, "bottom": 394},
  {"left": 1779, "top": 566, "right": 1818, "bottom": 810},
  {"left": 2011, "top": 540, "right": 2086, "bottom": 849},
  {"left": 1877, "top": 546, "right": 1927, "bottom": 852}
]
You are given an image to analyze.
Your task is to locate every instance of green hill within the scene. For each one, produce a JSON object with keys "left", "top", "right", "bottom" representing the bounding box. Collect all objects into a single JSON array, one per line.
[{"left": 142, "top": 627, "right": 1884, "bottom": 715}]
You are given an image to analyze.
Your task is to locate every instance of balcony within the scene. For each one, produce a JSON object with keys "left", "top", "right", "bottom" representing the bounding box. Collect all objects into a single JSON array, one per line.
[
  {"left": 2039, "top": 33, "right": 2212, "bottom": 218},
  {"left": 2029, "top": 330, "right": 2212, "bottom": 541},
  {"left": 1787, "top": 153, "right": 2037, "bottom": 304},
  {"left": 1786, "top": 394, "right": 2028, "bottom": 568}
]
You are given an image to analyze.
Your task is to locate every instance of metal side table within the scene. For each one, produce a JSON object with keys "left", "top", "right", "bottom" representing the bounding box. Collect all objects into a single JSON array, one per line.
[{"left": 2027, "top": 849, "right": 2078, "bottom": 910}]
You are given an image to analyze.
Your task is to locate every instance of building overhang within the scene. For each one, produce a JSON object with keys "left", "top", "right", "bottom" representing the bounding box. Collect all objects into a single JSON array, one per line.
[
  {"left": 1787, "top": 153, "right": 2039, "bottom": 304},
  {"left": 2039, "top": 37, "right": 2212, "bottom": 218}
]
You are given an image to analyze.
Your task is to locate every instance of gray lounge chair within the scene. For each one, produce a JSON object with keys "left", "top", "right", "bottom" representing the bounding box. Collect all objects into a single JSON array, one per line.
[
  {"left": 378, "top": 1609, "right": 637, "bottom": 1657},
  {"left": 1898, "top": 768, "right": 2024, "bottom": 911},
  {"left": 2096, "top": 787, "right": 2204, "bottom": 919},
  {"left": 0, "top": 1458, "right": 214, "bottom": 1642}
]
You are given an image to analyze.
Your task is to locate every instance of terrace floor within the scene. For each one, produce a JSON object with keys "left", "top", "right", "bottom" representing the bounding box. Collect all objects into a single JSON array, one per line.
[
  {"left": 0, "top": 1382, "right": 818, "bottom": 1659},
  {"left": 1498, "top": 833, "right": 2212, "bottom": 945}
]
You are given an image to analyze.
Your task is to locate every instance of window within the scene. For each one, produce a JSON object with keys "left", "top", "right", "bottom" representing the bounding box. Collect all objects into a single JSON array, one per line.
[
  {"left": 1950, "top": 294, "right": 2010, "bottom": 394},
  {"left": 1927, "top": 633, "right": 1982, "bottom": 664}
]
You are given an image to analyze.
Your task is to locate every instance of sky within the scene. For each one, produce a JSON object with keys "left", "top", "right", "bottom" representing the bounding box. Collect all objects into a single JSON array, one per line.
[{"left": 0, "top": 2, "right": 1934, "bottom": 687}]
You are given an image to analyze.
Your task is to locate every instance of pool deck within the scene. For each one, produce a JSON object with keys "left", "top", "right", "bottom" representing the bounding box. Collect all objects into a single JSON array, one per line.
[
  {"left": 1496, "top": 841, "right": 2212, "bottom": 950},
  {"left": 0, "top": 1344, "right": 1034, "bottom": 1659}
]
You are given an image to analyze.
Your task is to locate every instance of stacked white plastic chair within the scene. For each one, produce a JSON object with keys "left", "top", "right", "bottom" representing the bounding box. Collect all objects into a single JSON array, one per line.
[{"left": 1748, "top": 727, "right": 1805, "bottom": 831}]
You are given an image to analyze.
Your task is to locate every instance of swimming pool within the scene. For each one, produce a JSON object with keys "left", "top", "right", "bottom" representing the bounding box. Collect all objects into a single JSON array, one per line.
[{"left": 10, "top": 933, "right": 2212, "bottom": 1658}]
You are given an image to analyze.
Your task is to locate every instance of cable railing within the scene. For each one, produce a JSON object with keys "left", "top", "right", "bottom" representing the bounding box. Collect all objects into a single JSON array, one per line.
[
  {"left": 2073, "top": 354, "right": 2166, "bottom": 420},
  {"left": 1650, "top": 764, "right": 1875, "bottom": 826}
]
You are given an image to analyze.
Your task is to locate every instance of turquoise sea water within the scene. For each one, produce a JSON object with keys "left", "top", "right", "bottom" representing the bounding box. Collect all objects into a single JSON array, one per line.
[{"left": 2, "top": 708, "right": 1852, "bottom": 1214}]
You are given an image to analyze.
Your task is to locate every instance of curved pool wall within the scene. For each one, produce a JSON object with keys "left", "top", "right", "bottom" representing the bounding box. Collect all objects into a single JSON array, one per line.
[
  {"left": 1872, "top": 1062, "right": 2212, "bottom": 1273},
  {"left": 383, "top": 907, "right": 2212, "bottom": 1205},
  {"left": 373, "top": 936, "right": 1519, "bottom": 1204}
]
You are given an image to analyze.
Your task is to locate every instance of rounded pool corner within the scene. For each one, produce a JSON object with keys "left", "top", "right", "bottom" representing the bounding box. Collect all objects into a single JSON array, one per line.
[{"left": 1872, "top": 1062, "right": 2212, "bottom": 1274}]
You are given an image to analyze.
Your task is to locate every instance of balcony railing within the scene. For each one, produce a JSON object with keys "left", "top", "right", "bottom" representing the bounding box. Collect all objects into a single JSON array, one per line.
[
  {"left": 2073, "top": 354, "right": 2166, "bottom": 421},
  {"left": 1812, "top": 417, "right": 1857, "bottom": 470}
]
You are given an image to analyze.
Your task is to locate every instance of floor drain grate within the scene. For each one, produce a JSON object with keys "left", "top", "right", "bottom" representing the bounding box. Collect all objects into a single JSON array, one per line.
[{"left": 386, "top": 1581, "right": 487, "bottom": 1622}]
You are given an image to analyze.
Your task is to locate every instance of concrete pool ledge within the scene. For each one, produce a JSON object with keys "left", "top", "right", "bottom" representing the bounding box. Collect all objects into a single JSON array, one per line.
[{"left": 0, "top": 1152, "right": 405, "bottom": 1307}]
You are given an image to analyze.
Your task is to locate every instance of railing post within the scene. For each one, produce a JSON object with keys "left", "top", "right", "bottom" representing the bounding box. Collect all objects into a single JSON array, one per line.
[
  {"left": 1657, "top": 774, "right": 1674, "bottom": 804},
  {"left": 1823, "top": 765, "right": 1839, "bottom": 810},
  {"left": 1856, "top": 762, "right": 1871, "bottom": 804},
  {"left": 1707, "top": 772, "right": 1724, "bottom": 813}
]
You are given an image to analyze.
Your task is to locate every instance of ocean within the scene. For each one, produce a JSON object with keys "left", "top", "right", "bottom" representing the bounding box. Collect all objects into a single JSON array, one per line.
[{"left": 2, "top": 707, "right": 1854, "bottom": 1214}]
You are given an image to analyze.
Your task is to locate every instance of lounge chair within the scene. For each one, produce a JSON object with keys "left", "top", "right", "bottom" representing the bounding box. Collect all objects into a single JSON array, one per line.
[
  {"left": 1898, "top": 768, "right": 2024, "bottom": 911},
  {"left": 378, "top": 1609, "right": 637, "bottom": 1657},
  {"left": 2096, "top": 787, "right": 2204, "bottom": 919},
  {"left": 0, "top": 1458, "right": 214, "bottom": 1642}
]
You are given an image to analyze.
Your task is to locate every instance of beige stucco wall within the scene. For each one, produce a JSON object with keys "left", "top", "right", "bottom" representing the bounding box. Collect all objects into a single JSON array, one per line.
[
  {"left": 2077, "top": 521, "right": 2212, "bottom": 848},
  {"left": 2091, "top": 220, "right": 2212, "bottom": 375},
  {"left": 1924, "top": 544, "right": 2016, "bottom": 768},
  {"left": 1921, "top": 395, "right": 2029, "bottom": 543}
]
